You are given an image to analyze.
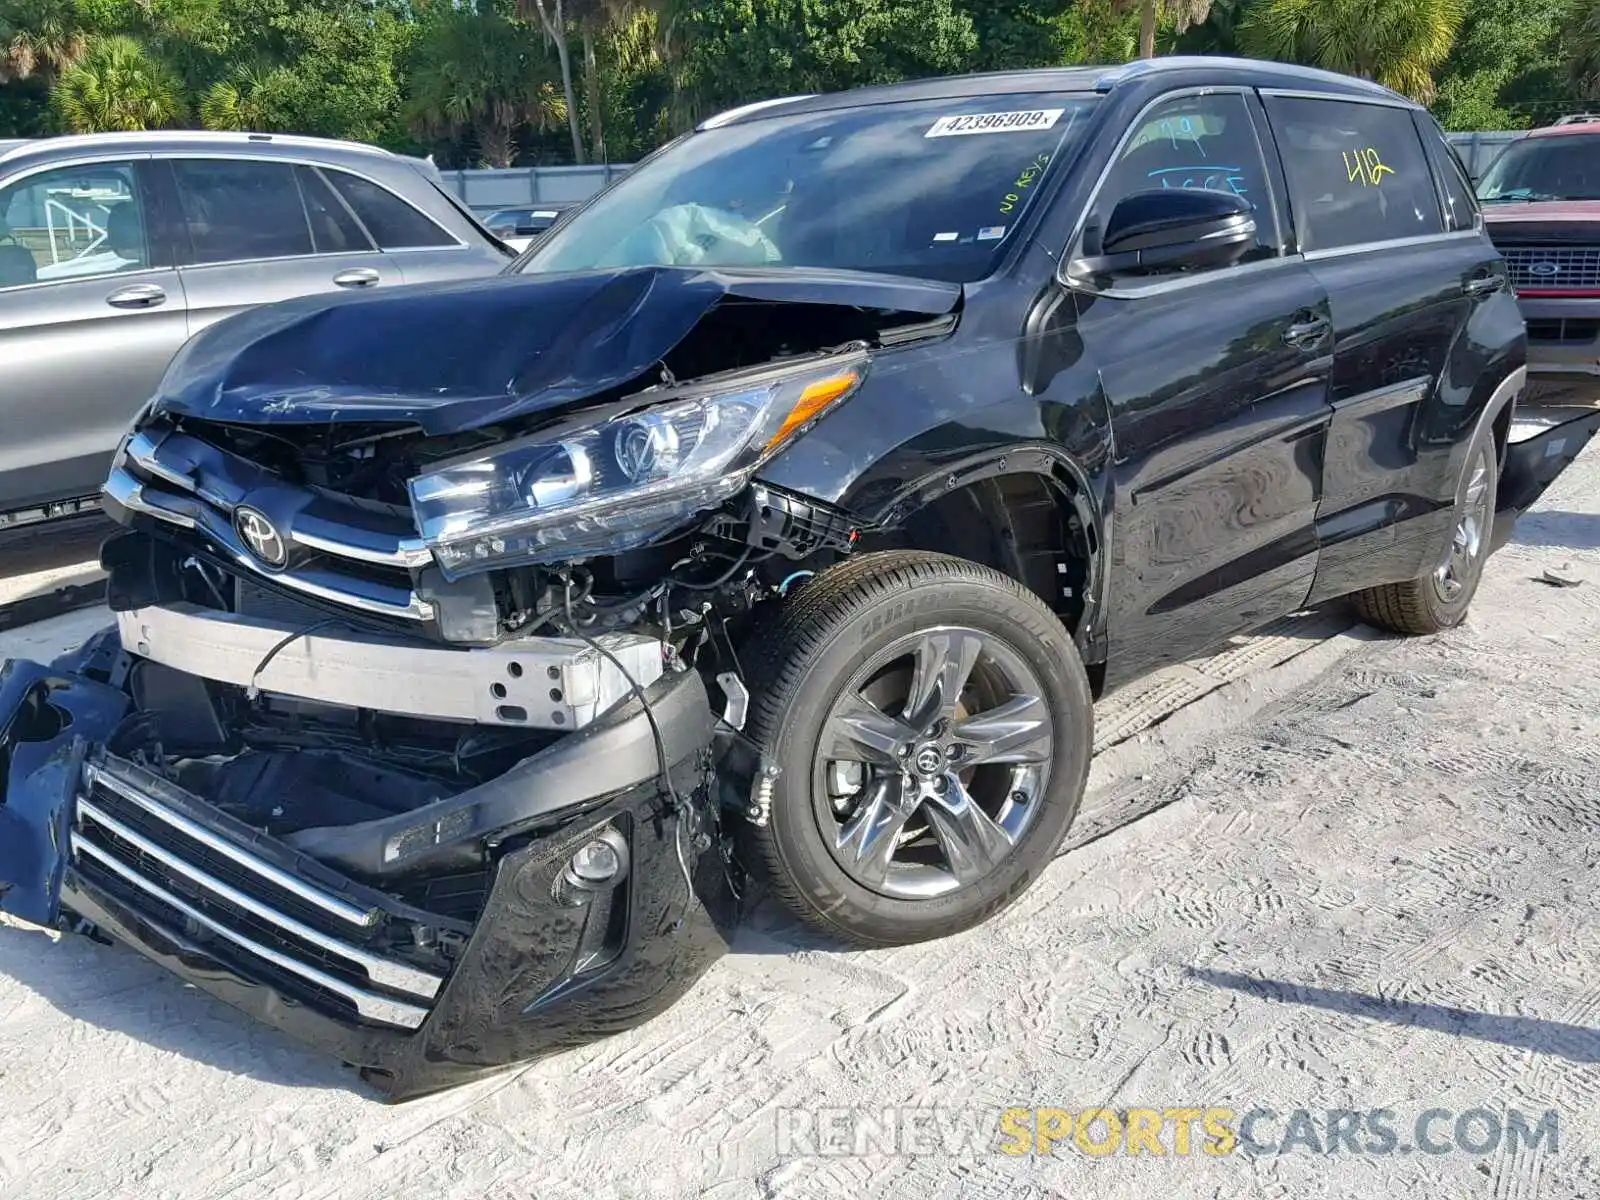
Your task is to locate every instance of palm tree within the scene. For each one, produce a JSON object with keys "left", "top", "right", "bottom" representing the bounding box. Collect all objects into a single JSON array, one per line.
[
  {"left": 1115, "top": 0, "right": 1215, "bottom": 60},
  {"left": 407, "top": 10, "right": 567, "bottom": 168},
  {"left": 517, "top": 0, "right": 585, "bottom": 163},
  {"left": 199, "top": 65, "right": 297, "bottom": 133},
  {"left": 569, "top": 0, "right": 637, "bottom": 165},
  {"left": 1239, "top": 0, "right": 1465, "bottom": 101},
  {"left": 1570, "top": 0, "right": 1600, "bottom": 101},
  {"left": 0, "top": 0, "right": 87, "bottom": 84},
  {"left": 51, "top": 35, "right": 185, "bottom": 132}
]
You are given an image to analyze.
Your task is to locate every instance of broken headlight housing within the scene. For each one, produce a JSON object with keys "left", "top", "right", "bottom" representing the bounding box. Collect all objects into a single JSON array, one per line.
[{"left": 409, "top": 351, "right": 867, "bottom": 578}]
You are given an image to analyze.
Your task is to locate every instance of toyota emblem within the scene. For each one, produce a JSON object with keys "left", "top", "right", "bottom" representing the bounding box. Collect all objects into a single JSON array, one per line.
[{"left": 234, "top": 506, "right": 288, "bottom": 568}]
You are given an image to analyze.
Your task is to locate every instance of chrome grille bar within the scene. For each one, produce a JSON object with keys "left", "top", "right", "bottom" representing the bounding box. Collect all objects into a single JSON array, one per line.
[
  {"left": 83, "top": 761, "right": 382, "bottom": 929},
  {"left": 72, "top": 835, "right": 428, "bottom": 1029},
  {"left": 109, "top": 420, "right": 438, "bottom": 620},
  {"left": 77, "top": 798, "right": 442, "bottom": 999},
  {"left": 102, "top": 465, "right": 434, "bottom": 621}
]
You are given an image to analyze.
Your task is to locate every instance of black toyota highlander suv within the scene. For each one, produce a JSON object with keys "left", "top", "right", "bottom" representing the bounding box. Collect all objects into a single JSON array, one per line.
[{"left": 3, "top": 58, "right": 1594, "bottom": 1099}]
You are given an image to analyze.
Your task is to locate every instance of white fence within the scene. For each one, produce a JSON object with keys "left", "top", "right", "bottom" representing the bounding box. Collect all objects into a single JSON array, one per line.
[{"left": 438, "top": 163, "right": 633, "bottom": 214}]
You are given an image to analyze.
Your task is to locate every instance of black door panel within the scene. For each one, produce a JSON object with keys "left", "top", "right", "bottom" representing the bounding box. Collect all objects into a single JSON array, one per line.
[
  {"left": 1305, "top": 239, "right": 1471, "bottom": 594},
  {"left": 1083, "top": 258, "right": 1334, "bottom": 686}
]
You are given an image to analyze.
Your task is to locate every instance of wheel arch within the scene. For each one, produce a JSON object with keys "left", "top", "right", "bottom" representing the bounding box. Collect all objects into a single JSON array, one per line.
[{"left": 848, "top": 446, "right": 1110, "bottom": 668}]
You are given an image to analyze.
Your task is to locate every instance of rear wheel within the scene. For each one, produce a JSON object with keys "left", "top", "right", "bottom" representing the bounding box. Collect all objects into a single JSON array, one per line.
[
  {"left": 739, "top": 552, "right": 1093, "bottom": 947},
  {"left": 1353, "top": 439, "right": 1498, "bottom": 635}
]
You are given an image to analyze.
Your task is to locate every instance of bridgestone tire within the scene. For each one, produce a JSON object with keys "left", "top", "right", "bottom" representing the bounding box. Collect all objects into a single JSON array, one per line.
[{"left": 738, "top": 551, "right": 1093, "bottom": 947}]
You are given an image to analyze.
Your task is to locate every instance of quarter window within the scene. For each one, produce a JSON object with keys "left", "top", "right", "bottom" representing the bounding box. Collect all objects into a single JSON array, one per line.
[
  {"left": 1264, "top": 97, "right": 1445, "bottom": 251},
  {"left": 1089, "top": 93, "right": 1278, "bottom": 270},
  {"left": 173, "top": 160, "right": 315, "bottom": 265},
  {"left": 1431, "top": 134, "right": 1480, "bottom": 232},
  {"left": 325, "top": 171, "right": 456, "bottom": 249},
  {"left": 297, "top": 166, "right": 374, "bottom": 254},
  {"left": 0, "top": 162, "right": 150, "bottom": 288}
]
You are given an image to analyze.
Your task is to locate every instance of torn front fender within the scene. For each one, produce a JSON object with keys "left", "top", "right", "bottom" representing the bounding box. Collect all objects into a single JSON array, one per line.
[
  {"left": 0, "top": 659, "right": 128, "bottom": 925},
  {"left": 1491, "top": 405, "right": 1600, "bottom": 552}
]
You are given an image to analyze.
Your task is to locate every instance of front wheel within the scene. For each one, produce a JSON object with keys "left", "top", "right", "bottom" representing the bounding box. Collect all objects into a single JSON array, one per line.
[
  {"left": 1353, "top": 438, "right": 1498, "bottom": 635},
  {"left": 738, "top": 552, "right": 1093, "bottom": 947}
]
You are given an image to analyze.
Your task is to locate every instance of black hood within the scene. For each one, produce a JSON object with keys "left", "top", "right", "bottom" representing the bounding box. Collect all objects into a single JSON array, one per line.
[{"left": 150, "top": 266, "right": 961, "bottom": 436}]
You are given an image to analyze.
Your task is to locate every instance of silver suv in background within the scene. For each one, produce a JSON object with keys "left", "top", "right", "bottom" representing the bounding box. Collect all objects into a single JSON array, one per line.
[{"left": 0, "top": 132, "right": 512, "bottom": 528}]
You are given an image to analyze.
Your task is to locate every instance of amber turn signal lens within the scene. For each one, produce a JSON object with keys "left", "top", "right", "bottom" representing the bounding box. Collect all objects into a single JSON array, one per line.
[{"left": 764, "top": 371, "right": 861, "bottom": 453}]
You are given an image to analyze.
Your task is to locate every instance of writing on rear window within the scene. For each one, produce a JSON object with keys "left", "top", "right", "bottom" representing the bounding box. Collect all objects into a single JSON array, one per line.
[
  {"left": 1344, "top": 147, "right": 1396, "bottom": 187},
  {"left": 927, "top": 109, "right": 1065, "bottom": 138}
]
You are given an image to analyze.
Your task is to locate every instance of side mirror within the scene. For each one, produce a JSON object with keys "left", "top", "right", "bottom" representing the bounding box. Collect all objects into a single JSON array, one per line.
[{"left": 1070, "top": 188, "right": 1257, "bottom": 280}]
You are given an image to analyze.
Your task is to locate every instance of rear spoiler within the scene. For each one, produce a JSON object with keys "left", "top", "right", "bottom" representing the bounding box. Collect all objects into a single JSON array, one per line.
[{"left": 1491, "top": 399, "right": 1600, "bottom": 553}]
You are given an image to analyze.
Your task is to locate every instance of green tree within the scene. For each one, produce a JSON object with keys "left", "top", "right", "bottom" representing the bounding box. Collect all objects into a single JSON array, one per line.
[
  {"left": 0, "top": 75, "right": 51, "bottom": 134},
  {"left": 1570, "top": 0, "right": 1600, "bottom": 102},
  {"left": 1, "top": 0, "right": 89, "bottom": 83},
  {"left": 957, "top": 0, "right": 1084, "bottom": 70},
  {"left": 518, "top": 0, "right": 586, "bottom": 162},
  {"left": 1114, "top": 0, "right": 1212, "bottom": 60},
  {"left": 51, "top": 32, "right": 185, "bottom": 130},
  {"left": 679, "top": 0, "right": 977, "bottom": 118},
  {"left": 1240, "top": 0, "right": 1465, "bottom": 101},
  {"left": 1432, "top": 0, "right": 1567, "bottom": 130},
  {"left": 198, "top": 62, "right": 297, "bottom": 131},
  {"left": 406, "top": 7, "right": 566, "bottom": 166}
]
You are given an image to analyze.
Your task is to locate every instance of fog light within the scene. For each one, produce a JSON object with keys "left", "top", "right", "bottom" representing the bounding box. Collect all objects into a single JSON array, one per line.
[
  {"left": 570, "top": 839, "right": 621, "bottom": 883},
  {"left": 555, "top": 827, "right": 630, "bottom": 904}
]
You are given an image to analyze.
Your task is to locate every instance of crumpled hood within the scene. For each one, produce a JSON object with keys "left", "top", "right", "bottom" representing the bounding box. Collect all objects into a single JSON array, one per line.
[{"left": 150, "top": 265, "right": 961, "bottom": 435}]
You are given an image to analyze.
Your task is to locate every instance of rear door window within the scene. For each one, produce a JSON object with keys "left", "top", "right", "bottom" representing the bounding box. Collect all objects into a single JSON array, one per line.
[
  {"left": 172, "top": 160, "right": 315, "bottom": 265},
  {"left": 324, "top": 170, "right": 458, "bottom": 249},
  {"left": 1263, "top": 96, "right": 1446, "bottom": 251}
]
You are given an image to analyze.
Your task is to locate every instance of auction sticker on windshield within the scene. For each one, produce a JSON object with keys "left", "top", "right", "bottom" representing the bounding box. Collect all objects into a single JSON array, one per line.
[{"left": 926, "top": 109, "right": 1066, "bottom": 138}]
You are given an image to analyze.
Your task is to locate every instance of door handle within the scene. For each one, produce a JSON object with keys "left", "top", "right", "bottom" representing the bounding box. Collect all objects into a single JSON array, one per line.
[
  {"left": 1282, "top": 315, "right": 1330, "bottom": 347},
  {"left": 1464, "top": 273, "right": 1505, "bottom": 296},
  {"left": 105, "top": 283, "right": 167, "bottom": 310},
  {"left": 333, "top": 268, "right": 382, "bottom": 289}
]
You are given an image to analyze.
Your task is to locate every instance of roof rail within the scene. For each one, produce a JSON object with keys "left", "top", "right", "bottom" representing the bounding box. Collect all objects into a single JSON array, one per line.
[
  {"left": 1552, "top": 113, "right": 1600, "bottom": 126},
  {"left": 698, "top": 95, "right": 815, "bottom": 130},
  {"left": 0, "top": 130, "right": 397, "bottom": 162}
]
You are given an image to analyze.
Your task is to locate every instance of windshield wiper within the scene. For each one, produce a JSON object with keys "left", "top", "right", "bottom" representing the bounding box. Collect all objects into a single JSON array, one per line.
[{"left": 1480, "top": 189, "right": 1551, "bottom": 205}]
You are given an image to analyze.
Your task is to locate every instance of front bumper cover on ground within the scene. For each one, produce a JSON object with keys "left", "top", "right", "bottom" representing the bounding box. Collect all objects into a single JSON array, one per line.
[{"left": 0, "top": 647, "right": 736, "bottom": 1101}]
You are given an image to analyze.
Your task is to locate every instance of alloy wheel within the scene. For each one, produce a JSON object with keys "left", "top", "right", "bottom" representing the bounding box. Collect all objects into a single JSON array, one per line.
[
  {"left": 1434, "top": 446, "right": 1493, "bottom": 603},
  {"left": 811, "top": 626, "right": 1055, "bottom": 900}
]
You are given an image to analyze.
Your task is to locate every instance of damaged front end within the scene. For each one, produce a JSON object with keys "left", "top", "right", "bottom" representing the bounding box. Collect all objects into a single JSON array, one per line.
[
  {"left": 0, "top": 614, "right": 733, "bottom": 1100},
  {"left": 0, "top": 266, "right": 948, "bottom": 1097}
]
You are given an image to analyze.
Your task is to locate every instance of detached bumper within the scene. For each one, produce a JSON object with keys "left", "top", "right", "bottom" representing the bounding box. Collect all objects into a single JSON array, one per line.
[
  {"left": 1492, "top": 400, "right": 1600, "bottom": 552},
  {"left": 0, "top": 651, "right": 734, "bottom": 1101}
]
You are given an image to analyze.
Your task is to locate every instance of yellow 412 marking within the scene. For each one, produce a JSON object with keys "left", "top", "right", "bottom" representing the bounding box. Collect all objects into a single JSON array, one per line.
[{"left": 1344, "top": 146, "right": 1395, "bottom": 187}]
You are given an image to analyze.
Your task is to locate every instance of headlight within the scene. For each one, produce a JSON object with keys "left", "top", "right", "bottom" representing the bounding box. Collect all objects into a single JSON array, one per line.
[{"left": 410, "top": 351, "right": 867, "bottom": 578}]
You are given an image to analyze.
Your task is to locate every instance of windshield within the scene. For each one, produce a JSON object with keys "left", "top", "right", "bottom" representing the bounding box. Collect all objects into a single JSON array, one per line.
[
  {"left": 523, "top": 93, "right": 1098, "bottom": 284},
  {"left": 1479, "top": 134, "right": 1600, "bottom": 203}
]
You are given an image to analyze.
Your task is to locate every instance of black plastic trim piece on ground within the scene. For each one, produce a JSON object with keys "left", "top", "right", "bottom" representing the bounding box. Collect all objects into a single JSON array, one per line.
[{"left": 0, "top": 580, "right": 109, "bottom": 636}]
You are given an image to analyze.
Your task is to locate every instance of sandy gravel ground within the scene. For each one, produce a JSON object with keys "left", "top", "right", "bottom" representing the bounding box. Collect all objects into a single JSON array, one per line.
[{"left": 1, "top": 447, "right": 1596, "bottom": 1200}]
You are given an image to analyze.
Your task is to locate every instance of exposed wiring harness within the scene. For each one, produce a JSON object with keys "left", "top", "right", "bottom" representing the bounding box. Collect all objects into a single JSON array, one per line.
[{"left": 559, "top": 575, "right": 701, "bottom": 931}]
